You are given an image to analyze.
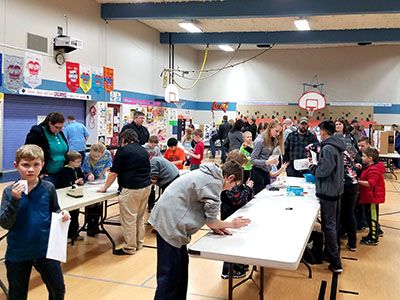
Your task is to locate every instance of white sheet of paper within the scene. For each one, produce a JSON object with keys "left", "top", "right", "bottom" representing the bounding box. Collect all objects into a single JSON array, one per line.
[
  {"left": 46, "top": 213, "right": 70, "bottom": 263},
  {"left": 18, "top": 180, "right": 28, "bottom": 195},
  {"left": 293, "top": 158, "right": 310, "bottom": 171},
  {"left": 310, "top": 150, "right": 318, "bottom": 165}
]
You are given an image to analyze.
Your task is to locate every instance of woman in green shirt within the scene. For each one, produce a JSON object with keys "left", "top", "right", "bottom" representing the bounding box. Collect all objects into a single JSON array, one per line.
[{"left": 25, "top": 112, "right": 68, "bottom": 185}]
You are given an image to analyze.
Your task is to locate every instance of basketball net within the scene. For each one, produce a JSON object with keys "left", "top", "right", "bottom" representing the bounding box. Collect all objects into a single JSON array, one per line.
[
  {"left": 307, "top": 108, "right": 315, "bottom": 119},
  {"left": 174, "top": 101, "right": 184, "bottom": 110}
]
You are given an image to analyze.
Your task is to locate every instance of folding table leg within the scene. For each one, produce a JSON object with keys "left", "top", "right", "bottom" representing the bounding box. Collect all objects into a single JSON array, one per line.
[
  {"left": 228, "top": 264, "right": 234, "bottom": 300},
  {"left": 259, "top": 267, "right": 264, "bottom": 300}
]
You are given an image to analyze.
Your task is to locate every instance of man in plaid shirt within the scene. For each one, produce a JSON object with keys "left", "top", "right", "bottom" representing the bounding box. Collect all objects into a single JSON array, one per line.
[{"left": 284, "top": 117, "right": 318, "bottom": 177}]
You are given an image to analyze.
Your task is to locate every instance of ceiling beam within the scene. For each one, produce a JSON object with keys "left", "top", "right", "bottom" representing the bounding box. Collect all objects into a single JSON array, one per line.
[
  {"left": 101, "top": 0, "right": 400, "bottom": 20},
  {"left": 160, "top": 29, "right": 400, "bottom": 45}
]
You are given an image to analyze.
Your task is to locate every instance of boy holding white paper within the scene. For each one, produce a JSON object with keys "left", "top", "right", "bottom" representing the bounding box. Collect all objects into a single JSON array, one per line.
[{"left": 0, "top": 144, "right": 70, "bottom": 300}]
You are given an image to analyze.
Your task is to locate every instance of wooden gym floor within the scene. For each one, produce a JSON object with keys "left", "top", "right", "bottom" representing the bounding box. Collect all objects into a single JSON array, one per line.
[{"left": 0, "top": 167, "right": 399, "bottom": 299}]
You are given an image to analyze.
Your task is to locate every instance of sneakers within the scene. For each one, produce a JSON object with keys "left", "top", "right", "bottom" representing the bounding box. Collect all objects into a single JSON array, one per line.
[
  {"left": 328, "top": 263, "right": 343, "bottom": 273},
  {"left": 346, "top": 244, "right": 357, "bottom": 252},
  {"left": 378, "top": 228, "right": 384, "bottom": 237},
  {"left": 113, "top": 248, "right": 132, "bottom": 256},
  {"left": 360, "top": 238, "right": 379, "bottom": 246},
  {"left": 221, "top": 269, "right": 246, "bottom": 279}
]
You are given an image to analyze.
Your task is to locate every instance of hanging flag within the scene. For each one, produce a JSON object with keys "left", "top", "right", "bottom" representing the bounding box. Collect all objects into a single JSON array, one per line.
[
  {"left": 66, "top": 61, "right": 80, "bottom": 93},
  {"left": 103, "top": 66, "right": 114, "bottom": 93},
  {"left": 92, "top": 66, "right": 104, "bottom": 93},
  {"left": 79, "top": 64, "right": 92, "bottom": 93},
  {"left": 0, "top": 53, "right": 2, "bottom": 87},
  {"left": 24, "top": 52, "right": 42, "bottom": 89},
  {"left": 4, "top": 54, "right": 24, "bottom": 93}
]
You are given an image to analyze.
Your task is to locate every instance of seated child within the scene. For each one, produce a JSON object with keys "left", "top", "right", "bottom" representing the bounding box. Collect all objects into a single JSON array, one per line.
[
  {"left": 220, "top": 150, "right": 254, "bottom": 279},
  {"left": 82, "top": 142, "right": 113, "bottom": 236},
  {"left": 57, "top": 151, "right": 85, "bottom": 241},
  {"left": 164, "top": 138, "right": 185, "bottom": 170},
  {"left": 0, "top": 145, "right": 70, "bottom": 300},
  {"left": 358, "top": 148, "right": 386, "bottom": 246},
  {"left": 144, "top": 135, "right": 162, "bottom": 159}
]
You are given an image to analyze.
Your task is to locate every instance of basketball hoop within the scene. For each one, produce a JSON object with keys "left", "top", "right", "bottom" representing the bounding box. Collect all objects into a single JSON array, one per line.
[
  {"left": 298, "top": 91, "right": 326, "bottom": 119},
  {"left": 307, "top": 108, "right": 315, "bottom": 118}
]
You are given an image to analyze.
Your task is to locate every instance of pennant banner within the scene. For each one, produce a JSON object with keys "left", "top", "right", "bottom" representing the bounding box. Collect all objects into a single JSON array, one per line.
[
  {"left": 24, "top": 52, "right": 42, "bottom": 89},
  {"left": 92, "top": 66, "right": 104, "bottom": 94},
  {"left": 66, "top": 61, "right": 80, "bottom": 93},
  {"left": 4, "top": 54, "right": 24, "bottom": 93},
  {"left": 79, "top": 64, "right": 92, "bottom": 93},
  {"left": 0, "top": 53, "right": 2, "bottom": 88},
  {"left": 103, "top": 67, "right": 114, "bottom": 93}
]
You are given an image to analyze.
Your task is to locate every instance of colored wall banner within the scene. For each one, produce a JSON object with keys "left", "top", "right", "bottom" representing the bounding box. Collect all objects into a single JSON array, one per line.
[
  {"left": 4, "top": 54, "right": 24, "bottom": 93},
  {"left": 66, "top": 61, "right": 80, "bottom": 92},
  {"left": 79, "top": 64, "right": 92, "bottom": 93},
  {"left": 0, "top": 53, "right": 2, "bottom": 87},
  {"left": 103, "top": 66, "right": 114, "bottom": 93},
  {"left": 19, "top": 87, "right": 91, "bottom": 100},
  {"left": 24, "top": 52, "right": 42, "bottom": 89},
  {"left": 92, "top": 66, "right": 104, "bottom": 93}
]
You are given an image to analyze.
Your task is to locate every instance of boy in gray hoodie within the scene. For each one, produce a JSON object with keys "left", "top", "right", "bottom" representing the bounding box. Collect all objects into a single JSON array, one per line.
[
  {"left": 149, "top": 161, "right": 251, "bottom": 300},
  {"left": 309, "top": 120, "right": 345, "bottom": 274}
]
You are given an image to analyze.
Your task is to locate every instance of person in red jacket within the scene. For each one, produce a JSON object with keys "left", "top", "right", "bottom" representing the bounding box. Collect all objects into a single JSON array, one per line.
[{"left": 358, "top": 148, "right": 386, "bottom": 246}]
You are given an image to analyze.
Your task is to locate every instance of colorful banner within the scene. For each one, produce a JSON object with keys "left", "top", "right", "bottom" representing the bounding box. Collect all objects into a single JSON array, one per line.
[
  {"left": 79, "top": 64, "right": 92, "bottom": 93},
  {"left": 92, "top": 66, "right": 104, "bottom": 93},
  {"left": 4, "top": 54, "right": 24, "bottom": 93},
  {"left": 24, "top": 52, "right": 42, "bottom": 89},
  {"left": 103, "top": 66, "right": 114, "bottom": 93},
  {"left": 0, "top": 53, "right": 2, "bottom": 87},
  {"left": 66, "top": 61, "right": 80, "bottom": 93}
]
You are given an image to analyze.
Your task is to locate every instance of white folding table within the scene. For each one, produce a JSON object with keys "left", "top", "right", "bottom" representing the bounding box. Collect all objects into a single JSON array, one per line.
[
  {"left": 379, "top": 152, "right": 400, "bottom": 180},
  {"left": 188, "top": 177, "right": 320, "bottom": 300}
]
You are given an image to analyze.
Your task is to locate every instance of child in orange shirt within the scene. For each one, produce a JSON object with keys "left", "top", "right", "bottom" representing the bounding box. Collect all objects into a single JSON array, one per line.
[{"left": 164, "top": 138, "right": 185, "bottom": 170}]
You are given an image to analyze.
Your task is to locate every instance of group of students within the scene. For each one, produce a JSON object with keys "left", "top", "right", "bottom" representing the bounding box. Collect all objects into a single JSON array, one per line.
[{"left": 0, "top": 110, "right": 390, "bottom": 300}]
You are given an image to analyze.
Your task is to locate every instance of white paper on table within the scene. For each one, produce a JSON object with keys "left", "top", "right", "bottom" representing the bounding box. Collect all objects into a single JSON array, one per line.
[
  {"left": 310, "top": 150, "right": 318, "bottom": 165},
  {"left": 293, "top": 158, "right": 310, "bottom": 171},
  {"left": 46, "top": 213, "right": 70, "bottom": 263}
]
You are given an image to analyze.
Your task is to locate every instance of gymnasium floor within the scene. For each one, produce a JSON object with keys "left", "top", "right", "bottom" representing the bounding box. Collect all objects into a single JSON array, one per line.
[{"left": 0, "top": 165, "right": 399, "bottom": 299}]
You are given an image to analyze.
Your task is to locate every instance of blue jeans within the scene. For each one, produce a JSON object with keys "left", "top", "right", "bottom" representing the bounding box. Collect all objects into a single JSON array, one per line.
[
  {"left": 319, "top": 198, "right": 341, "bottom": 265},
  {"left": 210, "top": 139, "right": 217, "bottom": 158},
  {"left": 154, "top": 234, "right": 188, "bottom": 300},
  {"left": 6, "top": 257, "right": 65, "bottom": 300}
]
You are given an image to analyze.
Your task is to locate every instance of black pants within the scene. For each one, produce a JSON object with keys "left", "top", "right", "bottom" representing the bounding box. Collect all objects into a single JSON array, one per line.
[
  {"left": 190, "top": 164, "right": 200, "bottom": 171},
  {"left": 251, "top": 167, "right": 270, "bottom": 195},
  {"left": 154, "top": 233, "right": 188, "bottom": 300},
  {"left": 340, "top": 184, "right": 359, "bottom": 248},
  {"left": 355, "top": 202, "right": 368, "bottom": 230},
  {"left": 243, "top": 170, "right": 251, "bottom": 183},
  {"left": 6, "top": 257, "right": 65, "bottom": 300},
  {"left": 320, "top": 198, "right": 341, "bottom": 265},
  {"left": 68, "top": 209, "right": 80, "bottom": 239},
  {"left": 365, "top": 203, "right": 380, "bottom": 241},
  {"left": 286, "top": 163, "right": 307, "bottom": 178},
  {"left": 85, "top": 203, "right": 103, "bottom": 231}
]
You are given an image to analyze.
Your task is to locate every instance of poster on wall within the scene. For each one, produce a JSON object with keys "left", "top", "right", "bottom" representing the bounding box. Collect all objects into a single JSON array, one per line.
[
  {"left": 92, "top": 66, "right": 104, "bottom": 94},
  {"left": 66, "top": 61, "right": 80, "bottom": 92},
  {"left": 103, "top": 67, "right": 114, "bottom": 93},
  {"left": 24, "top": 52, "right": 42, "bottom": 89},
  {"left": 4, "top": 54, "right": 24, "bottom": 93},
  {"left": 79, "top": 64, "right": 92, "bottom": 93}
]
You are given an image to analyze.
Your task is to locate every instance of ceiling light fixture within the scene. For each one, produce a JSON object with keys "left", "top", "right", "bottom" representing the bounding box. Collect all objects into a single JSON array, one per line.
[
  {"left": 218, "top": 45, "right": 235, "bottom": 52},
  {"left": 178, "top": 21, "right": 202, "bottom": 33},
  {"left": 294, "top": 19, "right": 310, "bottom": 31}
]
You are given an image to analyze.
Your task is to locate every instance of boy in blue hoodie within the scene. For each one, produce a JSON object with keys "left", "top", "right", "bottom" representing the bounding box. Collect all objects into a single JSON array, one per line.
[
  {"left": 0, "top": 144, "right": 70, "bottom": 300},
  {"left": 149, "top": 161, "right": 251, "bottom": 300},
  {"left": 309, "top": 120, "right": 346, "bottom": 274}
]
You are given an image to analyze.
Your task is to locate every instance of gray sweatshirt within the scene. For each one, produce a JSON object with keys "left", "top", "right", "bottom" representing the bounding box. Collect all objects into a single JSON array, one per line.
[
  {"left": 250, "top": 134, "right": 274, "bottom": 172},
  {"left": 227, "top": 131, "right": 244, "bottom": 151},
  {"left": 150, "top": 157, "right": 179, "bottom": 187},
  {"left": 149, "top": 163, "right": 223, "bottom": 248}
]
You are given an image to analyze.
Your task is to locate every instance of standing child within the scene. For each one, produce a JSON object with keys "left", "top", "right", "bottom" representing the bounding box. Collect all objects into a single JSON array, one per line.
[
  {"left": 82, "top": 142, "right": 112, "bottom": 236},
  {"left": 0, "top": 145, "right": 70, "bottom": 300},
  {"left": 57, "top": 151, "right": 85, "bottom": 241},
  {"left": 149, "top": 161, "right": 251, "bottom": 300},
  {"left": 144, "top": 135, "right": 162, "bottom": 159},
  {"left": 164, "top": 138, "right": 186, "bottom": 170},
  {"left": 358, "top": 148, "right": 386, "bottom": 246},
  {"left": 186, "top": 129, "right": 204, "bottom": 171},
  {"left": 240, "top": 131, "right": 253, "bottom": 182}
]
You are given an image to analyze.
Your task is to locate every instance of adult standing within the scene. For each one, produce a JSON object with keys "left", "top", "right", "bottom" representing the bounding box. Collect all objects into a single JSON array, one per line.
[
  {"left": 218, "top": 115, "right": 232, "bottom": 163},
  {"left": 120, "top": 111, "right": 149, "bottom": 145},
  {"left": 309, "top": 120, "right": 346, "bottom": 273},
  {"left": 25, "top": 112, "right": 68, "bottom": 185},
  {"left": 284, "top": 117, "right": 318, "bottom": 177},
  {"left": 226, "top": 119, "right": 245, "bottom": 152},
  {"left": 335, "top": 118, "right": 359, "bottom": 151},
  {"left": 63, "top": 115, "right": 89, "bottom": 159},
  {"left": 283, "top": 118, "right": 297, "bottom": 142},
  {"left": 99, "top": 129, "right": 152, "bottom": 255},
  {"left": 250, "top": 120, "right": 283, "bottom": 194},
  {"left": 247, "top": 117, "right": 258, "bottom": 141}
]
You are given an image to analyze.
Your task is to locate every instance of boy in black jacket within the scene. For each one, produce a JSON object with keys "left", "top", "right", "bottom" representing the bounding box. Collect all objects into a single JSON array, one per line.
[
  {"left": 57, "top": 151, "right": 85, "bottom": 241},
  {"left": 220, "top": 150, "right": 254, "bottom": 279}
]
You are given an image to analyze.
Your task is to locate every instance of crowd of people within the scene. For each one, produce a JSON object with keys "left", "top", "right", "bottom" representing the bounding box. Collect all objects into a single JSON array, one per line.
[{"left": 0, "top": 109, "right": 390, "bottom": 299}]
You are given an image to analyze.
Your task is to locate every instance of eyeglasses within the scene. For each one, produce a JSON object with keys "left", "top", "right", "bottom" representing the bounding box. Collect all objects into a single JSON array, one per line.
[{"left": 51, "top": 124, "right": 64, "bottom": 130}]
